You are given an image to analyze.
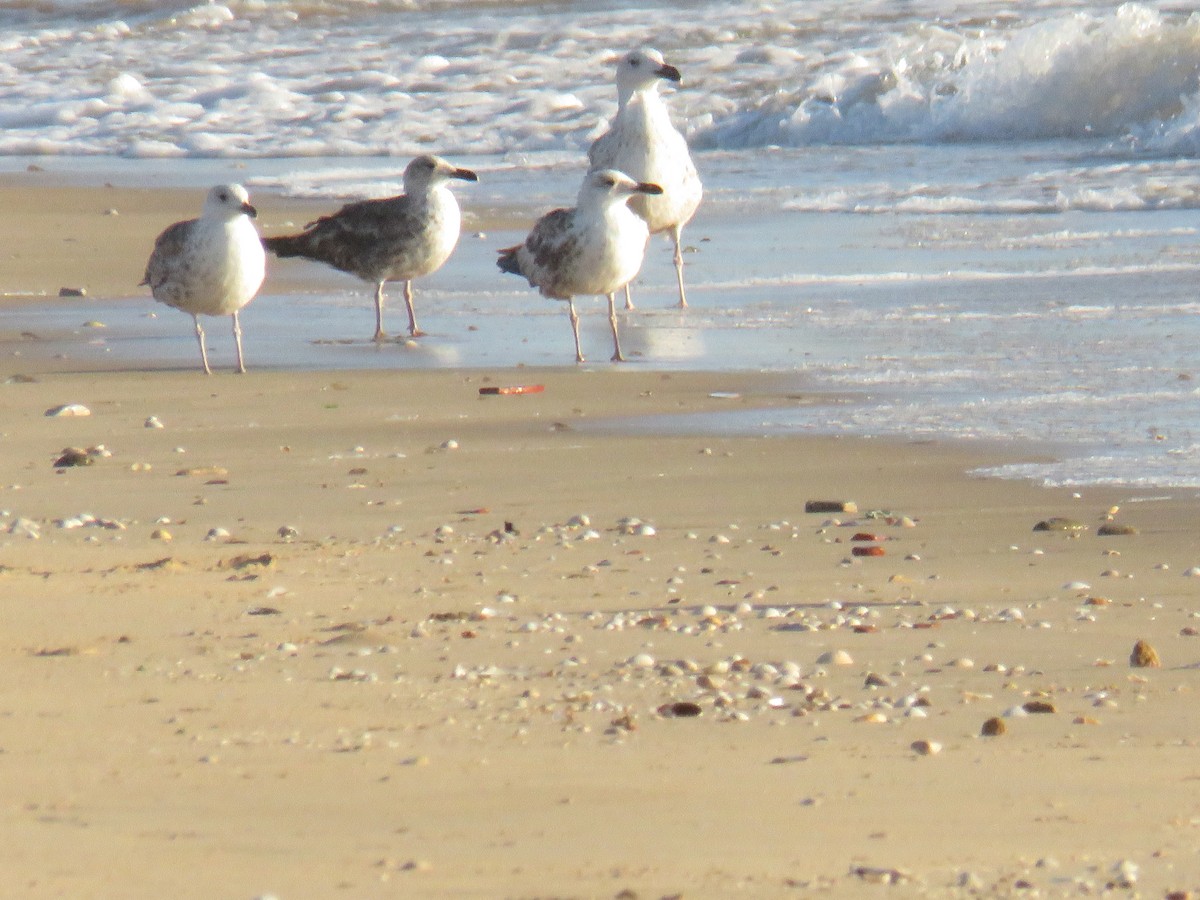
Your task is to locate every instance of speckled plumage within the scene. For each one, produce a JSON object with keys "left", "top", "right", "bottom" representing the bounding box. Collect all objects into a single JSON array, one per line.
[
  {"left": 264, "top": 154, "right": 477, "bottom": 339},
  {"left": 498, "top": 169, "right": 662, "bottom": 363},
  {"left": 141, "top": 183, "right": 265, "bottom": 374},
  {"left": 588, "top": 48, "right": 702, "bottom": 309}
]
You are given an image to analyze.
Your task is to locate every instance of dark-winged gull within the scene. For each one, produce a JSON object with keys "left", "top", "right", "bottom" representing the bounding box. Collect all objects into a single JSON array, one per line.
[
  {"left": 588, "top": 47, "right": 702, "bottom": 310},
  {"left": 141, "top": 183, "right": 265, "bottom": 375},
  {"left": 263, "top": 154, "right": 477, "bottom": 340},
  {"left": 498, "top": 169, "right": 662, "bottom": 363}
]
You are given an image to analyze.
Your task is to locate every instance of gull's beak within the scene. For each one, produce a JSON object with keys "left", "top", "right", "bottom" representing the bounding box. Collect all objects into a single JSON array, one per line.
[
  {"left": 635, "top": 181, "right": 664, "bottom": 196},
  {"left": 656, "top": 63, "right": 682, "bottom": 83},
  {"left": 241, "top": 202, "right": 258, "bottom": 218},
  {"left": 453, "top": 167, "right": 479, "bottom": 183}
]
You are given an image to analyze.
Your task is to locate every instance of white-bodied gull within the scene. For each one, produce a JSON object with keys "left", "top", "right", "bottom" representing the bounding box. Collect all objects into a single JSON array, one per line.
[
  {"left": 498, "top": 169, "right": 662, "bottom": 363},
  {"left": 588, "top": 47, "right": 702, "bottom": 310},
  {"left": 141, "top": 183, "right": 266, "bottom": 375},
  {"left": 263, "top": 154, "right": 477, "bottom": 340}
]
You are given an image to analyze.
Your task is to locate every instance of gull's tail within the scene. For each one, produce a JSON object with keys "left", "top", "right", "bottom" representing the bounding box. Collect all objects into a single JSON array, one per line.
[
  {"left": 262, "top": 233, "right": 311, "bottom": 259},
  {"left": 496, "top": 246, "right": 522, "bottom": 277}
]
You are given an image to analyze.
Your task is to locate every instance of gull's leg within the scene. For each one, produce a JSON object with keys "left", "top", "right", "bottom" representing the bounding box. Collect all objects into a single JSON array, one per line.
[
  {"left": 623, "top": 283, "right": 635, "bottom": 312},
  {"left": 193, "top": 314, "right": 212, "bottom": 375},
  {"left": 404, "top": 280, "right": 424, "bottom": 337},
  {"left": 373, "top": 281, "right": 387, "bottom": 341},
  {"left": 672, "top": 223, "right": 688, "bottom": 309},
  {"left": 607, "top": 292, "right": 625, "bottom": 362},
  {"left": 232, "top": 311, "right": 246, "bottom": 374},
  {"left": 568, "top": 298, "right": 584, "bottom": 363}
]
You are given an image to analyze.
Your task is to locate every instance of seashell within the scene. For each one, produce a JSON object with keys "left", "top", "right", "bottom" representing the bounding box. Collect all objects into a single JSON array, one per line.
[
  {"left": 53, "top": 447, "right": 93, "bottom": 468},
  {"left": 1033, "top": 517, "right": 1086, "bottom": 532},
  {"left": 852, "top": 866, "right": 908, "bottom": 885},
  {"left": 851, "top": 532, "right": 883, "bottom": 542},
  {"left": 658, "top": 701, "right": 702, "bottom": 718},
  {"left": 1097, "top": 523, "right": 1137, "bottom": 536},
  {"left": 8, "top": 517, "right": 40, "bottom": 539},
  {"left": 277, "top": 525, "right": 299, "bottom": 540},
  {"left": 1022, "top": 700, "right": 1056, "bottom": 714},
  {"left": 45, "top": 403, "right": 91, "bottom": 417},
  {"left": 864, "top": 672, "right": 892, "bottom": 688},
  {"left": 204, "top": 527, "right": 230, "bottom": 541},
  {"left": 981, "top": 717, "right": 1006, "bottom": 736},
  {"left": 1129, "top": 639, "right": 1160, "bottom": 668},
  {"left": 144, "top": 416, "right": 164, "bottom": 429},
  {"left": 629, "top": 653, "right": 655, "bottom": 669},
  {"left": 851, "top": 545, "right": 885, "bottom": 557},
  {"left": 910, "top": 739, "right": 942, "bottom": 756},
  {"left": 1073, "top": 715, "right": 1101, "bottom": 725},
  {"left": 1062, "top": 581, "right": 1090, "bottom": 591},
  {"left": 855, "top": 712, "right": 888, "bottom": 724},
  {"left": 805, "top": 500, "right": 857, "bottom": 514},
  {"left": 565, "top": 514, "right": 591, "bottom": 528},
  {"left": 439, "top": 439, "right": 459, "bottom": 450},
  {"left": 151, "top": 528, "right": 172, "bottom": 542},
  {"left": 816, "top": 649, "right": 853, "bottom": 666},
  {"left": 1110, "top": 859, "right": 1138, "bottom": 888}
]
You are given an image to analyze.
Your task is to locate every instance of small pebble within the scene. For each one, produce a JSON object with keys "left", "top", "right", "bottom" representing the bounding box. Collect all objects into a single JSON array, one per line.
[
  {"left": 981, "top": 717, "right": 1006, "bottom": 736},
  {"left": 1130, "top": 639, "right": 1161, "bottom": 668}
]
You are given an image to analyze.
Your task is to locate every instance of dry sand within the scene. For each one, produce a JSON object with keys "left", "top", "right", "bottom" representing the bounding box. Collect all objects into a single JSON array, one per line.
[{"left": 2, "top": 177, "right": 1200, "bottom": 897}]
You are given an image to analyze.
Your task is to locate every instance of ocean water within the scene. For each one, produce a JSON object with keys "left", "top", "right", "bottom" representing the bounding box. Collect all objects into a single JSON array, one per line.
[{"left": 4, "top": 0, "right": 1200, "bottom": 489}]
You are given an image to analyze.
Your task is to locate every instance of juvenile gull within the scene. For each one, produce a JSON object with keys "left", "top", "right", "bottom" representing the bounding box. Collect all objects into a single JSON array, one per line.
[
  {"left": 263, "top": 154, "right": 477, "bottom": 340},
  {"left": 141, "top": 183, "right": 265, "bottom": 375},
  {"left": 588, "top": 47, "right": 703, "bottom": 310},
  {"left": 498, "top": 169, "right": 662, "bottom": 363}
]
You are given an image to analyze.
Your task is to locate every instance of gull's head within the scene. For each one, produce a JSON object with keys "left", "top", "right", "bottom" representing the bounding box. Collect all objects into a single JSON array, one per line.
[
  {"left": 203, "top": 183, "right": 256, "bottom": 220},
  {"left": 579, "top": 169, "right": 664, "bottom": 206},
  {"left": 404, "top": 154, "right": 479, "bottom": 192},
  {"left": 614, "top": 47, "right": 681, "bottom": 95}
]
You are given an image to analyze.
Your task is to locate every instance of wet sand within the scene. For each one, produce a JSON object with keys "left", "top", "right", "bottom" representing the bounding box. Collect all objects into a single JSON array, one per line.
[{"left": 2, "top": 177, "right": 1200, "bottom": 897}]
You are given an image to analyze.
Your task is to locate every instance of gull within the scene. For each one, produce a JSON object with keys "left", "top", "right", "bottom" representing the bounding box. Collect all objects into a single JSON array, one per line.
[
  {"left": 141, "top": 183, "right": 265, "bottom": 375},
  {"left": 498, "top": 169, "right": 662, "bottom": 363},
  {"left": 263, "top": 154, "right": 477, "bottom": 340},
  {"left": 588, "top": 47, "right": 702, "bottom": 310}
]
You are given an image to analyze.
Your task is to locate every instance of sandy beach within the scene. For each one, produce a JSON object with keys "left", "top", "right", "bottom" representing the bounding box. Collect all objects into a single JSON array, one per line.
[{"left": 2, "top": 176, "right": 1200, "bottom": 897}]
